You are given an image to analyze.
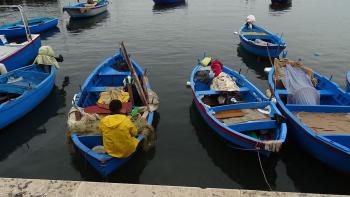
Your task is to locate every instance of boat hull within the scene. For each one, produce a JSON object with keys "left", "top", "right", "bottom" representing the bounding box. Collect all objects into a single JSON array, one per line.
[
  {"left": 0, "top": 65, "right": 55, "bottom": 129},
  {"left": 0, "top": 18, "right": 58, "bottom": 38},
  {"left": 64, "top": 2, "right": 108, "bottom": 18},
  {"left": 0, "top": 35, "right": 41, "bottom": 72}
]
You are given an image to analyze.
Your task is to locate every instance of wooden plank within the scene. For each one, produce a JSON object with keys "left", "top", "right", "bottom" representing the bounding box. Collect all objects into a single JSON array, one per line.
[{"left": 213, "top": 109, "right": 246, "bottom": 119}]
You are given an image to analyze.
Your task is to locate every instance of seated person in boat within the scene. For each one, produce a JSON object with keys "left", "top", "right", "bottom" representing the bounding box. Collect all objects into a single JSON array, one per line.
[{"left": 99, "top": 99, "right": 139, "bottom": 158}]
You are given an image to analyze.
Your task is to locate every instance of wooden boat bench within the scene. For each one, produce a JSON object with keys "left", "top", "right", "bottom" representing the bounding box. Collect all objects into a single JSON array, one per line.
[
  {"left": 0, "top": 83, "right": 29, "bottom": 94},
  {"left": 227, "top": 120, "right": 277, "bottom": 132},
  {"left": 276, "top": 89, "right": 333, "bottom": 96},
  {"left": 196, "top": 87, "right": 250, "bottom": 95}
]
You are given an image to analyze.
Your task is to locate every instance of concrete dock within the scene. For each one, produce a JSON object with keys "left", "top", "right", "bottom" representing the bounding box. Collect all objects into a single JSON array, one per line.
[{"left": 0, "top": 178, "right": 344, "bottom": 197}]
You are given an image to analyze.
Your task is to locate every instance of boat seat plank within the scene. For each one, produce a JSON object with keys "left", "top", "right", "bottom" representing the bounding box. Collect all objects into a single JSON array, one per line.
[
  {"left": 87, "top": 86, "right": 106, "bottom": 92},
  {"left": 227, "top": 120, "right": 276, "bottom": 132},
  {"left": 286, "top": 104, "right": 350, "bottom": 113},
  {"left": 0, "top": 84, "right": 28, "bottom": 94},
  {"left": 210, "top": 101, "right": 271, "bottom": 112},
  {"left": 98, "top": 68, "right": 130, "bottom": 76},
  {"left": 196, "top": 87, "right": 250, "bottom": 95},
  {"left": 276, "top": 89, "right": 333, "bottom": 96}
]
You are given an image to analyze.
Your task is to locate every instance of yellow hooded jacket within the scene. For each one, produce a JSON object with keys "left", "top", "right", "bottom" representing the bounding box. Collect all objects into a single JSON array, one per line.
[{"left": 99, "top": 114, "right": 139, "bottom": 158}]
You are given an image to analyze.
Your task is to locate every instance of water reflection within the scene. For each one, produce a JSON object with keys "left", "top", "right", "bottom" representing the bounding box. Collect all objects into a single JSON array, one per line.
[
  {"left": 280, "top": 137, "right": 350, "bottom": 194},
  {"left": 189, "top": 103, "right": 278, "bottom": 191},
  {"left": 269, "top": 1, "right": 292, "bottom": 14},
  {"left": 40, "top": 26, "right": 61, "bottom": 40},
  {"left": 66, "top": 11, "right": 109, "bottom": 33},
  {"left": 0, "top": 86, "right": 66, "bottom": 161},
  {"left": 153, "top": 1, "right": 187, "bottom": 13},
  {"left": 236, "top": 45, "right": 271, "bottom": 80}
]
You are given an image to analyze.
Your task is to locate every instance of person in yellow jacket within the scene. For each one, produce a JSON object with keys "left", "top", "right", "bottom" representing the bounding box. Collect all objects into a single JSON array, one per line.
[{"left": 99, "top": 100, "right": 139, "bottom": 158}]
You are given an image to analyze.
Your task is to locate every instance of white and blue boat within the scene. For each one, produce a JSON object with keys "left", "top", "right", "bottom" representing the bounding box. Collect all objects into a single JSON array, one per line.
[
  {"left": 70, "top": 46, "right": 155, "bottom": 177},
  {"left": 239, "top": 23, "right": 286, "bottom": 58},
  {"left": 0, "top": 5, "right": 41, "bottom": 71},
  {"left": 0, "top": 17, "right": 58, "bottom": 38},
  {"left": 190, "top": 59, "right": 287, "bottom": 156},
  {"left": 268, "top": 58, "right": 350, "bottom": 173},
  {"left": 0, "top": 64, "right": 55, "bottom": 129},
  {"left": 63, "top": 0, "right": 109, "bottom": 19}
]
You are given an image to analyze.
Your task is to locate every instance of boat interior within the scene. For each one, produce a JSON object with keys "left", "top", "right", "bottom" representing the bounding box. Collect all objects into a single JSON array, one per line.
[
  {"left": 78, "top": 55, "right": 144, "bottom": 108},
  {"left": 0, "top": 65, "right": 50, "bottom": 104},
  {"left": 193, "top": 66, "right": 284, "bottom": 141},
  {"left": 241, "top": 25, "right": 281, "bottom": 45}
]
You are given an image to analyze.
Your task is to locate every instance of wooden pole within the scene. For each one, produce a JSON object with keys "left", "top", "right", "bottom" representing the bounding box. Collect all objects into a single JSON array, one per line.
[{"left": 121, "top": 42, "right": 150, "bottom": 110}]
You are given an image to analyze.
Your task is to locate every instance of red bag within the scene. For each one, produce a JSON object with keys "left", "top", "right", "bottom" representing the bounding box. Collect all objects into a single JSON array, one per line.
[{"left": 211, "top": 60, "right": 223, "bottom": 77}]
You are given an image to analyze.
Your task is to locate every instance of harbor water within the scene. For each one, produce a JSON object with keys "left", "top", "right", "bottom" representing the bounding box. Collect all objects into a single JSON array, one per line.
[{"left": 0, "top": 0, "right": 349, "bottom": 194}]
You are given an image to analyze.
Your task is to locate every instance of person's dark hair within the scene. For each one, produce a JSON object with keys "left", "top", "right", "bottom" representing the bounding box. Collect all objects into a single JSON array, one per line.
[{"left": 109, "top": 99, "right": 122, "bottom": 114}]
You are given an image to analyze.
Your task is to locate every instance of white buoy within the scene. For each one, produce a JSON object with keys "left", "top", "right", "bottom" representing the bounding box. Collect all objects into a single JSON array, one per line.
[
  {"left": 186, "top": 81, "right": 191, "bottom": 88},
  {"left": 0, "top": 63, "right": 7, "bottom": 75},
  {"left": 264, "top": 67, "right": 272, "bottom": 73}
]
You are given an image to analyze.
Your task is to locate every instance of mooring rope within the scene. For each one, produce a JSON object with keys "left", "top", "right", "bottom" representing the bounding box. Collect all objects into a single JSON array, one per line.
[{"left": 228, "top": 142, "right": 273, "bottom": 191}]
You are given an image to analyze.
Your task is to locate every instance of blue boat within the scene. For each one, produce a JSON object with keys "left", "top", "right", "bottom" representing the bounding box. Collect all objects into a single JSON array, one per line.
[
  {"left": 153, "top": 0, "right": 185, "bottom": 4},
  {"left": 239, "top": 24, "right": 286, "bottom": 58},
  {"left": 71, "top": 134, "right": 144, "bottom": 177},
  {"left": 70, "top": 47, "right": 155, "bottom": 177},
  {"left": 0, "top": 64, "right": 55, "bottom": 129},
  {"left": 190, "top": 60, "right": 287, "bottom": 155},
  {"left": 346, "top": 71, "right": 350, "bottom": 92},
  {"left": 268, "top": 58, "right": 350, "bottom": 173},
  {"left": 0, "top": 17, "right": 58, "bottom": 38},
  {"left": 0, "top": 5, "right": 41, "bottom": 72},
  {"left": 63, "top": 0, "right": 109, "bottom": 19}
]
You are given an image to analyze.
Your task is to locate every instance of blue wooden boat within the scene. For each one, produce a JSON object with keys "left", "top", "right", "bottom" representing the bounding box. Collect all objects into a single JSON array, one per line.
[
  {"left": 70, "top": 47, "right": 155, "bottom": 177},
  {"left": 190, "top": 60, "right": 287, "bottom": 155},
  {"left": 268, "top": 58, "right": 350, "bottom": 173},
  {"left": 63, "top": 0, "right": 109, "bottom": 19},
  {"left": 0, "top": 64, "right": 55, "bottom": 129},
  {"left": 239, "top": 24, "right": 286, "bottom": 58},
  {"left": 0, "top": 17, "right": 58, "bottom": 38},
  {"left": 153, "top": 0, "right": 185, "bottom": 4},
  {"left": 71, "top": 134, "right": 144, "bottom": 177},
  {"left": 346, "top": 71, "right": 350, "bottom": 92}
]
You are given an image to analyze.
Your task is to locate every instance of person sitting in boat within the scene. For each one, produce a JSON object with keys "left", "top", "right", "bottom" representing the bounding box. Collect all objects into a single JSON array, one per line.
[
  {"left": 99, "top": 99, "right": 139, "bottom": 158},
  {"left": 245, "top": 15, "right": 256, "bottom": 29},
  {"left": 33, "top": 46, "right": 63, "bottom": 73}
]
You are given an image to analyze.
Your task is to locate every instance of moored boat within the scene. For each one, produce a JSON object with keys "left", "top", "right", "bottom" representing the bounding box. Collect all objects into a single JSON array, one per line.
[
  {"left": 63, "top": 0, "right": 109, "bottom": 19},
  {"left": 190, "top": 57, "right": 287, "bottom": 156},
  {"left": 0, "top": 17, "right": 58, "bottom": 38},
  {"left": 0, "top": 64, "right": 55, "bottom": 129},
  {"left": 0, "top": 5, "right": 41, "bottom": 71},
  {"left": 268, "top": 58, "right": 350, "bottom": 173},
  {"left": 69, "top": 43, "right": 157, "bottom": 177},
  {"left": 153, "top": 0, "right": 185, "bottom": 4},
  {"left": 239, "top": 16, "right": 286, "bottom": 58}
]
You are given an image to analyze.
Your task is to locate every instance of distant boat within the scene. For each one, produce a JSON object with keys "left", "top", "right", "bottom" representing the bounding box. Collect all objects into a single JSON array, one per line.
[
  {"left": 0, "top": 64, "right": 55, "bottom": 129},
  {"left": 190, "top": 59, "right": 287, "bottom": 155},
  {"left": 0, "top": 17, "right": 58, "bottom": 38},
  {"left": 153, "top": 0, "right": 185, "bottom": 4},
  {"left": 347, "top": 71, "right": 350, "bottom": 92},
  {"left": 239, "top": 24, "right": 286, "bottom": 58},
  {"left": 0, "top": 5, "right": 41, "bottom": 71},
  {"left": 268, "top": 58, "right": 350, "bottom": 173},
  {"left": 63, "top": 0, "right": 109, "bottom": 19},
  {"left": 70, "top": 45, "right": 155, "bottom": 177},
  {"left": 271, "top": 0, "right": 291, "bottom": 4}
]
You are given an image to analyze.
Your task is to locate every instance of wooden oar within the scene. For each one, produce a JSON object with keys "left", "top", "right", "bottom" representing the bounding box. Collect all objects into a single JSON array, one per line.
[{"left": 121, "top": 42, "right": 150, "bottom": 111}]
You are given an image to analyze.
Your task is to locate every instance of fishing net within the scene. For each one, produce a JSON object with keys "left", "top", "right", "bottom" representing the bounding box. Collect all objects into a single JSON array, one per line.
[
  {"left": 280, "top": 64, "right": 320, "bottom": 105},
  {"left": 210, "top": 72, "right": 240, "bottom": 92}
]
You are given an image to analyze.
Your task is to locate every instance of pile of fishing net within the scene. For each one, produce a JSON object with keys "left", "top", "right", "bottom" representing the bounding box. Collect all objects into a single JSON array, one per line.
[{"left": 274, "top": 58, "right": 319, "bottom": 105}]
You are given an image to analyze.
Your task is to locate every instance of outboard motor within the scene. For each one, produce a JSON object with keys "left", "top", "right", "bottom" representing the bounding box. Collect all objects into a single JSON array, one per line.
[{"left": 246, "top": 15, "right": 256, "bottom": 29}]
